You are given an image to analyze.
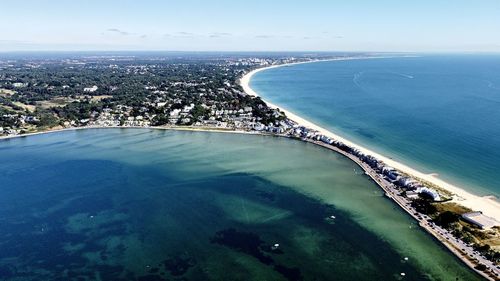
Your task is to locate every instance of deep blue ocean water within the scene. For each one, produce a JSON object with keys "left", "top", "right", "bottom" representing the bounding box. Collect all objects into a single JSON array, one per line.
[{"left": 251, "top": 55, "right": 500, "bottom": 196}]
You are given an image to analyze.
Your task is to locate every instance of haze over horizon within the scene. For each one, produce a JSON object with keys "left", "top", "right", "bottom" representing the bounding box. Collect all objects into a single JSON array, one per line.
[
  {"left": 2, "top": 1, "right": 500, "bottom": 279},
  {"left": 1, "top": 0, "right": 500, "bottom": 52}
]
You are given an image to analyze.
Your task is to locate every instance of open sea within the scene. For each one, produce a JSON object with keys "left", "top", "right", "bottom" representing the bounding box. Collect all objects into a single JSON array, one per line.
[
  {"left": 251, "top": 55, "right": 500, "bottom": 197},
  {"left": 0, "top": 129, "right": 480, "bottom": 280}
]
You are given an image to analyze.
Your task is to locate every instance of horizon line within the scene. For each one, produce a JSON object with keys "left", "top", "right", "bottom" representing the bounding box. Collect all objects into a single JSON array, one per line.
[{"left": 1, "top": 50, "right": 499, "bottom": 54}]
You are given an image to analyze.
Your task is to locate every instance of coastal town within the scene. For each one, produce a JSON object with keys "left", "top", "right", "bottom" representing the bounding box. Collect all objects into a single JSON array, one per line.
[
  {"left": 0, "top": 54, "right": 330, "bottom": 136},
  {"left": 1, "top": 53, "right": 499, "bottom": 280}
]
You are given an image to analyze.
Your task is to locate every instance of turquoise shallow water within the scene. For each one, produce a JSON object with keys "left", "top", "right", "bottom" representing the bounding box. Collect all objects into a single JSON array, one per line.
[
  {"left": 251, "top": 55, "right": 500, "bottom": 197},
  {"left": 0, "top": 129, "right": 480, "bottom": 280}
]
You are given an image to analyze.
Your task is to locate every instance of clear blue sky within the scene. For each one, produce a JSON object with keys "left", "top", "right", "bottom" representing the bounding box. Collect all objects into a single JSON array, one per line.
[{"left": 1, "top": 0, "right": 499, "bottom": 52}]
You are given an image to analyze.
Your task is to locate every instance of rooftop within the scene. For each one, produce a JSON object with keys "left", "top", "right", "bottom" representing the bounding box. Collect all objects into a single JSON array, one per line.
[{"left": 462, "top": 212, "right": 499, "bottom": 229}]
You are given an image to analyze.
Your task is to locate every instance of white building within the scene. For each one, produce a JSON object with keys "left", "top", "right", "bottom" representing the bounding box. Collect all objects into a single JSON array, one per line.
[
  {"left": 83, "top": 86, "right": 98, "bottom": 93},
  {"left": 13, "top": 82, "right": 27, "bottom": 88},
  {"left": 415, "top": 187, "right": 441, "bottom": 201},
  {"left": 462, "top": 212, "right": 499, "bottom": 229}
]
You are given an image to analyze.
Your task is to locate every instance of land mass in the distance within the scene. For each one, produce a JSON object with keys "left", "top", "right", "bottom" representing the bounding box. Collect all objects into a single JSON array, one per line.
[{"left": 0, "top": 52, "right": 498, "bottom": 279}]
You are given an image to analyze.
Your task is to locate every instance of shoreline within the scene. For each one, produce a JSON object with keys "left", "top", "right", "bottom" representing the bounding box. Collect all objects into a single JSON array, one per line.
[
  {"left": 240, "top": 58, "right": 500, "bottom": 223},
  {"left": 1, "top": 123, "right": 498, "bottom": 279},
  {"left": 3, "top": 125, "right": 493, "bottom": 280},
  {"left": 2, "top": 124, "right": 497, "bottom": 279},
  {"left": 0, "top": 125, "right": 266, "bottom": 141},
  {"left": 1, "top": 56, "right": 497, "bottom": 278}
]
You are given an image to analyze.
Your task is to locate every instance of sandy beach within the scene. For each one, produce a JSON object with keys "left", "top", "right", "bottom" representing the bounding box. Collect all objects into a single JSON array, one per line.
[
  {"left": 240, "top": 60, "right": 500, "bottom": 222},
  {"left": 2, "top": 96, "right": 499, "bottom": 278},
  {"left": 3, "top": 60, "right": 499, "bottom": 222}
]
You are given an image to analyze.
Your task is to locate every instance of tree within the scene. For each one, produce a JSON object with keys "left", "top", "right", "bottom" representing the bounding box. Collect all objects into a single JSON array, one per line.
[
  {"left": 410, "top": 199, "right": 437, "bottom": 215},
  {"left": 152, "top": 114, "right": 169, "bottom": 126},
  {"left": 433, "top": 211, "right": 459, "bottom": 228},
  {"left": 191, "top": 104, "right": 208, "bottom": 121}
]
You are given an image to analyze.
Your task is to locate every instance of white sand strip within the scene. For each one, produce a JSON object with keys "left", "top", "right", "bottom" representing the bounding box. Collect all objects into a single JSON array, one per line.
[{"left": 240, "top": 59, "right": 500, "bottom": 222}]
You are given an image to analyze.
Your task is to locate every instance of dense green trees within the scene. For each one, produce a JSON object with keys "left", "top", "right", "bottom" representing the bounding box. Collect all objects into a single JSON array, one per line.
[
  {"left": 0, "top": 54, "right": 300, "bottom": 132},
  {"left": 433, "top": 211, "right": 459, "bottom": 228},
  {"left": 36, "top": 109, "right": 59, "bottom": 128},
  {"left": 191, "top": 104, "right": 208, "bottom": 121},
  {"left": 410, "top": 199, "right": 437, "bottom": 215}
]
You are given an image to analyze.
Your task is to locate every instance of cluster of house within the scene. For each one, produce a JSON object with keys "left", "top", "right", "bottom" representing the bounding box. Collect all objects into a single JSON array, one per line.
[
  {"left": 168, "top": 104, "right": 196, "bottom": 125},
  {"left": 233, "top": 57, "right": 311, "bottom": 67},
  {"left": 0, "top": 114, "right": 40, "bottom": 136},
  {"left": 234, "top": 58, "right": 275, "bottom": 67},
  {"left": 77, "top": 106, "right": 152, "bottom": 128},
  {"left": 167, "top": 103, "right": 256, "bottom": 127},
  {"left": 249, "top": 117, "right": 295, "bottom": 134},
  {"left": 1, "top": 113, "right": 39, "bottom": 123},
  {"left": 71, "top": 101, "right": 290, "bottom": 132},
  {"left": 288, "top": 125, "right": 442, "bottom": 202},
  {"left": 379, "top": 166, "right": 441, "bottom": 201}
]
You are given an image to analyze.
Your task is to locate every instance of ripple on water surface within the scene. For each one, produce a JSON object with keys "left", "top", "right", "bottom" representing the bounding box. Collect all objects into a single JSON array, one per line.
[{"left": 0, "top": 129, "right": 481, "bottom": 280}]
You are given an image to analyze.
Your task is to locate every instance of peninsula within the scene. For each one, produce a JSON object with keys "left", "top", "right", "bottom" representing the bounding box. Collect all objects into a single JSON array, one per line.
[
  {"left": 241, "top": 61, "right": 500, "bottom": 280},
  {"left": 1, "top": 53, "right": 498, "bottom": 279}
]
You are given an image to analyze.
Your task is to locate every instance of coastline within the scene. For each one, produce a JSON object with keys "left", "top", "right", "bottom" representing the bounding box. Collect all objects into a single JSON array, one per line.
[
  {"left": 2, "top": 125, "right": 487, "bottom": 280},
  {"left": 0, "top": 125, "right": 265, "bottom": 141},
  {"left": 3, "top": 58, "right": 498, "bottom": 221},
  {"left": 1, "top": 56, "right": 497, "bottom": 278},
  {"left": 2, "top": 119, "right": 498, "bottom": 278},
  {"left": 240, "top": 59, "right": 500, "bottom": 223}
]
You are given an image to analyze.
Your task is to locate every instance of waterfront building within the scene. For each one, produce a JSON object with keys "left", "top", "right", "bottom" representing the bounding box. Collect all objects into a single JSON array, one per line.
[
  {"left": 462, "top": 212, "right": 499, "bottom": 229},
  {"left": 415, "top": 187, "right": 441, "bottom": 201}
]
